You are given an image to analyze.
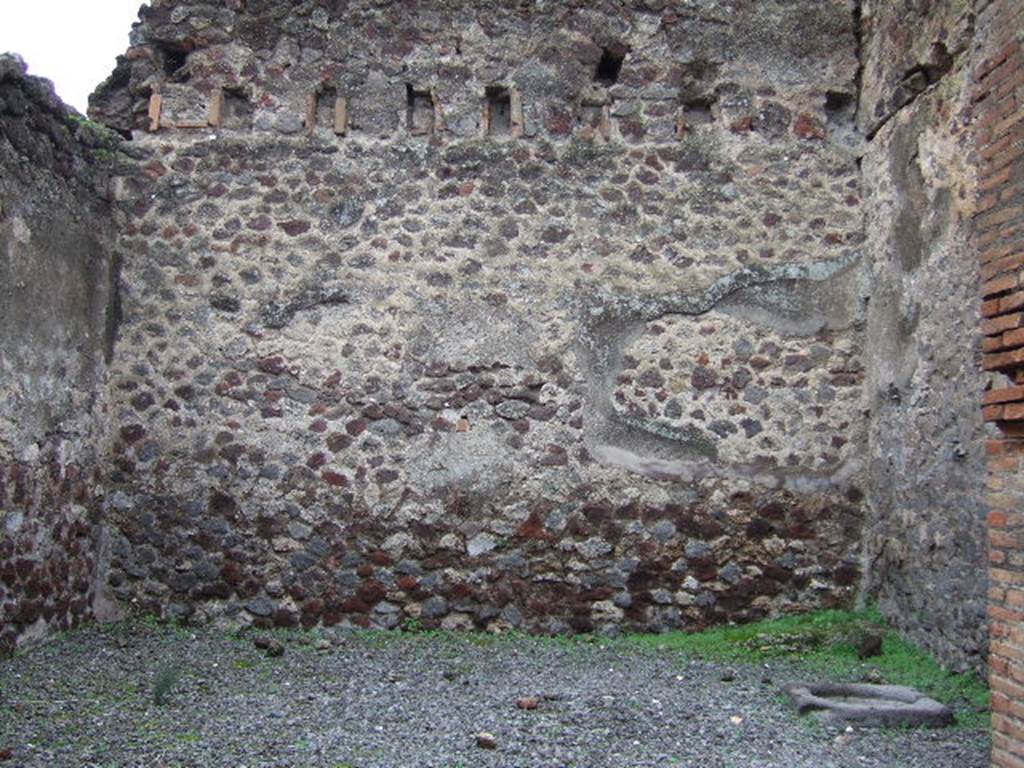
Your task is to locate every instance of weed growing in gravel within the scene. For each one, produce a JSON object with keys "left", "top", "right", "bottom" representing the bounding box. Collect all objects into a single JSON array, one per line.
[
  {"left": 152, "top": 664, "right": 181, "bottom": 706},
  {"left": 401, "top": 616, "right": 425, "bottom": 632}
]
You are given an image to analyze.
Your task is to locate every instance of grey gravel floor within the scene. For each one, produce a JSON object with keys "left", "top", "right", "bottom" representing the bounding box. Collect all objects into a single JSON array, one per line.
[{"left": 0, "top": 622, "right": 990, "bottom": 768}]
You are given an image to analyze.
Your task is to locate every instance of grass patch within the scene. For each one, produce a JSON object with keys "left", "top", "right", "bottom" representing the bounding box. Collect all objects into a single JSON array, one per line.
[
  {"left": 152, "top": 664, "right": 181, "bottom": 706},
  {"left": 623, "top": 607, "right": 990, "bottom": 728}
]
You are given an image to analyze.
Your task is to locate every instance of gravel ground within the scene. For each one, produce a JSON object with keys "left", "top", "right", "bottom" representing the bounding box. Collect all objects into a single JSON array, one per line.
[{"left": 0, "top": 622, "right": 989, "bottom": 768}]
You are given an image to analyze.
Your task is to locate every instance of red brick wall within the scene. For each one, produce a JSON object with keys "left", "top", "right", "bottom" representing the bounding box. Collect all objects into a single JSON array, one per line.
[{"left": 974, "top": 1, "right": 1024, "bottom": 765}]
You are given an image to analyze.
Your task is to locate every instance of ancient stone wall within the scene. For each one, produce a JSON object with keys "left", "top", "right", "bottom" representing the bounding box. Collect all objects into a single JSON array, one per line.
[
  {"left": 0, "top": 0, "right": 1003, "bottom": 680},
  {"left": 0, "top": 56, "right": 121, "bottom": 653},
  {"left": 858, "top": 0, "right": 990, "bottom": 672},
  {"left": 91, "top": 0, "right": 870, "bottom": 634}
]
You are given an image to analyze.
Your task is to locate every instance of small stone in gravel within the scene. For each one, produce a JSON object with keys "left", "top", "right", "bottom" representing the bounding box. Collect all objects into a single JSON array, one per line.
[
  {"left": 315, "top": 639, "right": 331, "bottom": 651},
  {"left": 516, "top": 696, "right": 540, "bottom": 710},
  {"left": 834, "top": 727, "right": 856, "bottom": 747},
  {"left": 862, "top": 668, "right": 885, "bottom": 684},
  {"left": 475, "top": 732, "right": 498, "bottom": 750},
  {"left": 253, "top": 637, "right": 285, "bottom": 657},
  {"left": 720, "top": 670, "right": 736, "bottom": 682}
]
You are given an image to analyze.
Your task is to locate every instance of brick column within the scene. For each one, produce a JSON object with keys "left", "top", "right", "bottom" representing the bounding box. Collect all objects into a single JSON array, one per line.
[{"left": 973, "top": 2, "right": 1024, "bottom": 766}]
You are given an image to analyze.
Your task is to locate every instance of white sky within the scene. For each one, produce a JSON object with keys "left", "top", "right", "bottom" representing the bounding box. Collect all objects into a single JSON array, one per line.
[{"left": 0, "top": 1, "right": 149, "bottom": 113}]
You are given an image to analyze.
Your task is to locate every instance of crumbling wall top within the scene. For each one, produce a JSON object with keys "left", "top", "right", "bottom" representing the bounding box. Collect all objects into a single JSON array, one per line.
[{"left": 90, "top": 0, "right": 859, "bottom": 142}]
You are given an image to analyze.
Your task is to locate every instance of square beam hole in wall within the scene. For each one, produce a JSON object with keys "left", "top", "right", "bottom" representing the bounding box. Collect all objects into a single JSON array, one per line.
[
  {"left": 677, "top": 97, "right": 715, "bottom": 135},
  {"left": 595, "top": 45, "right": 627, "bottom": 85},
  {"left": 314, "top": 86, "right": 346, "bottom": 135},
  {"left": 220, "top": 87, "right": 253, "bottom": 130},
  {"left": 406, "top": 85, "right": 435, "bottom": 135},
  {"left": 160, "top": 42, "right": 191, "bottom": 82},
  {"left": 485, "top": 86, "right": 512, "bottom": 136},
  {"left": 824, "top": 90, "right": 855, "bottom": 123}
]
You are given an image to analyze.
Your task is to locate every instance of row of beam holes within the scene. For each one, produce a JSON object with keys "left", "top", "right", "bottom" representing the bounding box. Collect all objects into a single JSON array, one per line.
[
  {"left": 207, "top": 84, "right": 509, "bottom": 137},
  {"left": 161, "top": 43, "right": 720, "bottom": 137}
]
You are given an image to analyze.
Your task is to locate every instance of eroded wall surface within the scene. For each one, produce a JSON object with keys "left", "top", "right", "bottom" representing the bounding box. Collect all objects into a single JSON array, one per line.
[
  {"left": 859, "top": 0, "right": 990, "bottom": 673},
  {"left": 92, "top": 0, "right": 870, "bottom": 633},
  {"left": 0, "top": 56, "right": 120, "bottom": 652}
]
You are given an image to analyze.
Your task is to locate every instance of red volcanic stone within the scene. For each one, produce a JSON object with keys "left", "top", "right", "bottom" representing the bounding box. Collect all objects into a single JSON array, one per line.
[
  {"left": 694, "top": 565, "right": 718, "bottom": 582},
  {"left": 119, "top": 424, "right": 146, "bottom": 444},
  {"left": 273, "top": 608, "right": 299, "bottom": 627},
  {"left": 340, "top": 597, "right": 369, "bottom": 614},
  {"left": 540, "top": 445, "right": 568, "bottom": 466},
  {"left": 356, "top": 580, "right": 387, "bottom": 605},
  {"left": 318, "top": 600, "right": 342, "bottom": 626},
  {"left": 356, "top": 564, "right": 375, "bottom": 577},
  {"left": 309, "top": 419, "right": 328, "bottom": 433},
  {"left": 362, "top": 404, "right": 385, "bottom": 420},
  {"left": 301, "top": 598, "right": 324, "bottom": 618},
  {"left": 322, "top": 471, "right": 349, "bottom": 487},
  {"left": 248, "top": 215, "right": 273, "bottom": 231},
  {"left": 517, "top": 511, "right": 549, "bottom": 540},
  {"left": 788, "top": 522, "right": 815, "bottom": 539},
  {"left": 257, "top": 355, "right": 287, "bottom": 374},
  {"left": 384, "top": 402, "right": 416, "bottom": 424},
  {"left": 279, "top": 219, "right": 311, "bottom": 236},
  {"left": 326, "top": 433, "right": 352, "bottom": 452},
  {"left": 528, "top": 404, "right": 558, "bottom": 421},
  {"left": 345, "top": 419, "right": 367, "bottom": 436},
  {"left": 794, "top": 112, "right": 825, "bottom": 140},
  {"left": 397, "top": 575, "right": 419, "bottom": 591},
  {"left": 368, "top": 550, "right": 392, "bottom": 566},
  {"left": 216, "top": 371, "right": 243, "bottom": 394},
  {"left": 448, "top": 582, "right": 475, "bottom": 600}
]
